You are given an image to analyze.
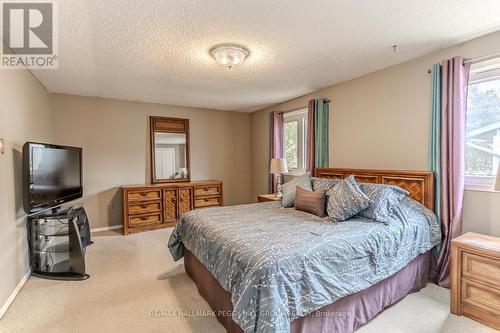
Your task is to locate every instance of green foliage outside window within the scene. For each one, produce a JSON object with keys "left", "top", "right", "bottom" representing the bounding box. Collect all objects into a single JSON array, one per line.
[
  {"left": 285, "top": 121, "right": 298, "bottom": 169},
  {"left": 466, "top": 80, "right": 500, "bottom": 176}
]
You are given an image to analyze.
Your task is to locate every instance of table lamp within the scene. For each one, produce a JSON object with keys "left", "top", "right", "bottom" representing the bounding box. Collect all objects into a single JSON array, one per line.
[{"left": 270, "top": 158, "right": 288, "bottom": 199}]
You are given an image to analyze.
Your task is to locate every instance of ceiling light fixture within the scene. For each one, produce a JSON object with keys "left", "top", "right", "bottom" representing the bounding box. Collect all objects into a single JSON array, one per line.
[{"left": 210, "top": 44, "right": 249, "bottom": 69}]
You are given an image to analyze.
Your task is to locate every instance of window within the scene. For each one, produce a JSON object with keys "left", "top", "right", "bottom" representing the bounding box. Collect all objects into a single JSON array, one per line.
[
  {"left": 283, "top": 109, "right": 308, "bottom": 174},
  {"left": 465, "top": 57, "right": 500, "bottom": 190}
]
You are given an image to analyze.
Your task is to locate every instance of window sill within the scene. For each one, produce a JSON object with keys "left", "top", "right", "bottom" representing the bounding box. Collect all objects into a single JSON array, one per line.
[
  {"left": 465, "top": 186, "right": 499, "bottom": 193},
  {"left": 464, "top": 175, "right": 496, "bottom": 192}
]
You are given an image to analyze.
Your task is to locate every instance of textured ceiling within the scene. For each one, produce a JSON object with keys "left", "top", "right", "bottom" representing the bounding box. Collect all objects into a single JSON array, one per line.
[{"left": 32, "top": 0, "right": 500, "bottom": 112}]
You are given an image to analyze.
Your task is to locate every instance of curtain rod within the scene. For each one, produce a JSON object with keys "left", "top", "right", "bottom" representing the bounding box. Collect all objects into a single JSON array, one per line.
[
  {"left": 278, "top": 99, "right": 331, "bottom": 114},
  {"left": 463, "top": 52, "right": 500, "bottom": 64},
  {"left": 279, "top": 106, "right": 307, "bottom": 115},
  {"left": 427, "top": 52, "right": 500, "bottom": 73}
]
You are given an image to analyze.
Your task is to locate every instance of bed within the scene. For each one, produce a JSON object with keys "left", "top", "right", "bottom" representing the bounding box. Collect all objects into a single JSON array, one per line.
[{"left": 168, "top": 168, "right": 441, "bottom": 333}]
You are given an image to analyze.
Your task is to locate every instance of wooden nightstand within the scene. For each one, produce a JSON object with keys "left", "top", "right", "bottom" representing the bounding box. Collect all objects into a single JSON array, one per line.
[
  {"left": 450, "top": 232, "right": 500, "bottom": 330},
  {"left": 257, "top": 194, "right": 279, "bottom": 203}
]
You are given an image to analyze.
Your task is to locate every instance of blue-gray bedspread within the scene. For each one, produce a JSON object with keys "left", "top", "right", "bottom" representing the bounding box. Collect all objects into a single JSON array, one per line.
[{"left": 168, "top": 198, "right": 441, "bottom": 333}]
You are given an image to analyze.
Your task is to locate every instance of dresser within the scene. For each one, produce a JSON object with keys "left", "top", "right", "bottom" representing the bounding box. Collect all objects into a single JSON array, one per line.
[
  {"left": 122, "top": 180, "right": 223, "bottom": 234},
  {"left": 450, "top": 232, "right": 500, "bottom": 330}
]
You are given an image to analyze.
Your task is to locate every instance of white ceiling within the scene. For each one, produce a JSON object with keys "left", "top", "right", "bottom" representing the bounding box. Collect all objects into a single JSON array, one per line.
[{"left": 32, "top": 0, "right": 500, "bottom": 112}]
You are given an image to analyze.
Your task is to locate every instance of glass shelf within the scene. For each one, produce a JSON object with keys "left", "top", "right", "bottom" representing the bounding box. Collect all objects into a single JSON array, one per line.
[
  {"left": 31, "top": 251, "right": 70, "bottom": 273},
  {"left": 32, "top": 240, "right": 70, "bottom": 253},
  {"left": 36, "top": 229, "right": 70, "bottom": 237}
]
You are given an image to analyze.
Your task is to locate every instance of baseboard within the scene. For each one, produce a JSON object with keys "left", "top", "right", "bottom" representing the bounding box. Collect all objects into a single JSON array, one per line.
[
  {"left": 0, "top": 268, "right": 31, "bottom": 319},
  {"left": 91, "top": 224, "right": 123, "bottom": 233}
]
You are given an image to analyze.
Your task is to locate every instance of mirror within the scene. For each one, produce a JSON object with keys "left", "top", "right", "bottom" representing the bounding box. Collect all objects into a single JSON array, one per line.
[{"left": 150, "top": 117, "right": 190, "bottom": 183}]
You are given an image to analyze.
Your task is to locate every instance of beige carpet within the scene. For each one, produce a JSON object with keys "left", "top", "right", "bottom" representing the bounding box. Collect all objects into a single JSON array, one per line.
[{"left": 0, "top": 228, "right": 496, "bottom": 333}]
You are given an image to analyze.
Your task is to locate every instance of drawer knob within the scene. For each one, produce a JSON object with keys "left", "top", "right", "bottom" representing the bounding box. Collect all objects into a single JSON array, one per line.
[
  {"left": 179, "top": 197, "right": 184, "bottom": 202},
  {"left": 204, "top": 198, "right": 209, "bottom": 202},
  {"left": 141, "top": 216, "right": 148, "bottom": 221},
  {"left": 204, "top": 187, "right": 208, "bottom": 191},
  {"left": 140, "top": 204, "right": 147, "bottom": 209},
  {"left": 140, "top": 192, "right": 147, "bottom": 196}
]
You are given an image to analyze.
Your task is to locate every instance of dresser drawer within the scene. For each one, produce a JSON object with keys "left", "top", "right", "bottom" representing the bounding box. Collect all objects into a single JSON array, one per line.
[
  {"left": 128, "top": 201, "right": 162, "bottom": 215},
  {"left": 194, "top": 185, "right": 220, "bottom": 197},
  {"left": 194, "top": 196, "right": 221, "bottom": 208},
  {"left": 463, "top": 252, "right": 500, "bottom": 288},
  {"left": 127, "top": 189, "right": 162, "bottom": 202},
  {"left": 461, "top": 278, "right": 500, "bottom": 316},
  {"left": 129, "top": 213, "right": 162, "bottom": 226}
]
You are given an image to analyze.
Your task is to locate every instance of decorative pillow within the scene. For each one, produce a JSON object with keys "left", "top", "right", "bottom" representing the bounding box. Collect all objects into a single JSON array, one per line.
[
  {"left": 326, "top": 175, "right": 372, "bottom": 222},
  {"left": 281, "top": 173, "right": 312, "bottom": 207},
  {"left": 357, "top": 183, "right": 409, "bottom": 223},
  {"left": 311, "top": 177, "right": 340, "bottom": 192},
  {"left": 295, "top": 186, "right": 326, "bottom": 217}
]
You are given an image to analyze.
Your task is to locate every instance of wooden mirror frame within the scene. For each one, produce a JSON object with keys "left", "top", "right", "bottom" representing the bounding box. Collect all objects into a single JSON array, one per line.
[{"left": 150, "top": 116, "right": 190, "bottom": 183}]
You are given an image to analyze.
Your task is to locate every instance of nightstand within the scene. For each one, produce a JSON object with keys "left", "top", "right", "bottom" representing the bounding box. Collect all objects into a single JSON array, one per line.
[
  {"left": 450, "top": 232, "right": 500, "bottom": 330},
  {"left": 257, "top": 194, "right": 279, "bottom": 203}
]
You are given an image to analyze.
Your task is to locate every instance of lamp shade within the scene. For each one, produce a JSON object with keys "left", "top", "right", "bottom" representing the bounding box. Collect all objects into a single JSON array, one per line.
[
  {"left": 494, "top": 165, "right": 500, "bottom": 191},
  {"left": 270, "top": 158, "right": 288, "bottom": 174}
]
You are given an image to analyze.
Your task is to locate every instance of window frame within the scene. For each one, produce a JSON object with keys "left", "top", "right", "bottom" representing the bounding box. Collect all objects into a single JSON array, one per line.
[
  {"left": 283, "top": 109, "right": 308, "bottom": 175},
  {"left": 464, "top": 175, "right": 495, "bottom": 191},
  {"left": 465, "top": 57, "right": 500, "bottom": 191}
]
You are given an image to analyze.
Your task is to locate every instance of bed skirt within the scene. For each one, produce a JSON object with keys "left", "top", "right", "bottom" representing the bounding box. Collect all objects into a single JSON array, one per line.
[{"left": 184, "top": 249, "right": 432, "bottom": 333}]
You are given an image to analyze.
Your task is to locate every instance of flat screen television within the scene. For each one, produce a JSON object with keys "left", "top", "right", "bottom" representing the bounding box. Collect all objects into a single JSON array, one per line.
[{"left": 23, "top": 142, "right": 83, "bottom": 214}]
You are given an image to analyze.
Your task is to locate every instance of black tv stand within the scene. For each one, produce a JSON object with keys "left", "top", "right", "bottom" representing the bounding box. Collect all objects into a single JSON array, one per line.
[{"left": 27, "top": 207, "right": 92, "bottom": 281}]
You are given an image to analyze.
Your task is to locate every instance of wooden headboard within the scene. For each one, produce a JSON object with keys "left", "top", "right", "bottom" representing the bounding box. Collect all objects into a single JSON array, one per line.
[{"left": 315, "top": 168, "right": 435, "bottom": 211}]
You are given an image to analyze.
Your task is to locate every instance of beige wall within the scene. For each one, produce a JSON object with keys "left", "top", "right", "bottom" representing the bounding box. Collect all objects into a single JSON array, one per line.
[
  {"left": 251, "top": 30, "right": 500, "bottom": 237},
  {"left": 0, "top": 67, "right": 53, "bottom": 312},
  {"left": 51, "top": 94, "right": 252, "bottom": 229}
]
